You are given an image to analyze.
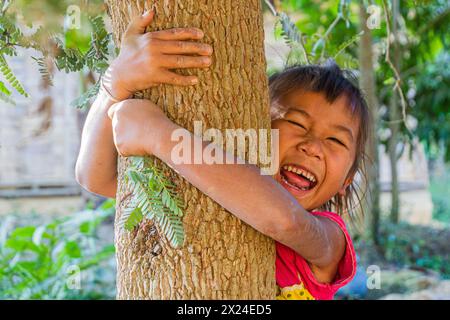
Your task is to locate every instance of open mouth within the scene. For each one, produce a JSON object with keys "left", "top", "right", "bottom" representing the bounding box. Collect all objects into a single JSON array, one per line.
[{"left": 279, "top": 164, "right": 318, "bottom": 192}]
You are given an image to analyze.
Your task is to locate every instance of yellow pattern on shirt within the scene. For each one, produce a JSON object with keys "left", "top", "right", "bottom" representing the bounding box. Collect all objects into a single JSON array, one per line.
[{"left": 276, "top": 283, "right": 315, "bottom": 300}]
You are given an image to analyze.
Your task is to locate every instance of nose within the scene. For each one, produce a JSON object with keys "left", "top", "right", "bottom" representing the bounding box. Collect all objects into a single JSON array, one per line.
[{"left": 297, "top": 138, "right": 323, "bottom": 160}]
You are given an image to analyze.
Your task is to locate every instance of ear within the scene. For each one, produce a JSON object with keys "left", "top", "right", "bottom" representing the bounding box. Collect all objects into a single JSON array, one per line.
[{"left": 338, "top": 173, "right": 355, "bottom": 196}]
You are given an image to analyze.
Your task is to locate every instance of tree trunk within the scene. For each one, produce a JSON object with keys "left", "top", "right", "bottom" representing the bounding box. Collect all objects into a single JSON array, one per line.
[
  {"left": 389, "top": 0, "right": 400, "bottom": 224},
  {"left": 105, "top": 0, "right": 276, "bottom": 299},
  {"left": 358, "top": 4, "right": 380, "bottom": 245}
]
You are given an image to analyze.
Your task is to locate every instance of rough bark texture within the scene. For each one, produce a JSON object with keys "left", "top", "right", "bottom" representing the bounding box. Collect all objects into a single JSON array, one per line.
[{"left": 105, "top": 0, "right": 276, "bottom": 299}]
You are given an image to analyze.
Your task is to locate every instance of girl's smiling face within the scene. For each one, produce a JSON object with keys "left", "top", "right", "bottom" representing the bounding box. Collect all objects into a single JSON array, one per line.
[{"left": 272, "top": 90, "right": 360, "bottom": 211}]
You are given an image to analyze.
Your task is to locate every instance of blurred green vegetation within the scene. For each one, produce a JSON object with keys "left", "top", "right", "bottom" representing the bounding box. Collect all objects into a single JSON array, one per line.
[
  {"left": 0, "top": 200, "right": 116, "bottom": 299},
  {"left": 429, "top": 165, "right": 450, "bottom": 225},
  {"left": 378, "top": 222, "right": 450, "bottom": 278}
]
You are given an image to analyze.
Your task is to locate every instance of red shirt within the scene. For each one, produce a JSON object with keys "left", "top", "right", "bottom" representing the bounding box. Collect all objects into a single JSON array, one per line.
[{"left": 275, "top": 211, "right": 357, "bottom": 300}]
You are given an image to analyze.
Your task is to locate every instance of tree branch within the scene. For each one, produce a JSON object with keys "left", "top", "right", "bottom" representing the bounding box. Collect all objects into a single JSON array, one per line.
[{"left": 381, "top": 0, "right": 413, "bottom": 136}]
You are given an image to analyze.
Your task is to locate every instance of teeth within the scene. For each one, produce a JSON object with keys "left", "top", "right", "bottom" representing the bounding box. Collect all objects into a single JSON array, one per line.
[
  {"left": 283, "top": 165, "right": 316, "bottom": 183},
  {"left": 281, "top": 174, "right": 307, "bottom": 191}
]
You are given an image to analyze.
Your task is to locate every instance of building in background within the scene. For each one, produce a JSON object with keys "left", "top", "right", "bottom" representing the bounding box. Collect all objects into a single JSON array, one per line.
[{"left": 0, "top": 48, "right": 90, "bottom": 217}]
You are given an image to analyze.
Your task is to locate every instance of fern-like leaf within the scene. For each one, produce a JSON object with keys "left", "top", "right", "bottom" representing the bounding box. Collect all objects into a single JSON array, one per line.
[
  {"left": 0, "top": 54, "right": 28, "bottom": 97},
  {"left": 332, "top": 31, "right": 364, "bottom": 60},
  {"left": 0, "top": 79, "right": 11, "bottom": 96},
  {"left": 278, "top": 13, "right": 309, "bottom": 65},
  {"left": 53, "top": 38, "right": 84, "bottom": 73},
  {"left": 70, "top": 81, "right": 100, "bottom": 109},
  {"left": 118, "top": 205, "right": 143, "bottom": 231},
  {"left": 85, "top": 16, "right": 111, "bottom": 74},
  {"left": 334, "top": 51, "right": 359, "bottom": 70},
  {"left": 278, "top": 12, "right": 301, "bottom": 46},
  {"left": 155, "top": 209, "right": 184, "bottom": 248},
  {"left": 123, "top": 157, "right": 186, "bottom": 248},
  {"left": 31, "top": 56, "right": 53, "bottom": 86},
  {"left": 0, "top": 15, "right": 22, "bottom": 56},
  {"left": 0, "top": 81, "right": 14, "bottom": 105}
]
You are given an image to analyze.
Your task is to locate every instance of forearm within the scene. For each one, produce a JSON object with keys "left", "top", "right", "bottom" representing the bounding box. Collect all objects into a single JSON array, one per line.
[
  {"left": 152, "top": 120, "right": 332, "bottom": 264},
  {"left": 75, "top": 91, "right": 118, "bottom": 198}
]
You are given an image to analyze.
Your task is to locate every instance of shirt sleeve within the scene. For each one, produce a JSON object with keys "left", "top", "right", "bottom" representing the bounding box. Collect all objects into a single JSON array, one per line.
[{"left": 293, "top": 211, "right": 357, "bottom": 300}]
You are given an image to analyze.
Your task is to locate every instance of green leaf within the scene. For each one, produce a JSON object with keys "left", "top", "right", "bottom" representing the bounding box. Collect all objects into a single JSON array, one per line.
[
  {"left": 123, "top": 157, "right": 186, "bottom": 248},
  {"left": 62, "top": 241, "right": 82, "bottom": 258},
  {"left": 0, "top": 89, "right": 15, "bottom": 105},
  {"left": 332, "top": 31, "right": 364, "bottom": 59},
  {"left": 120, "top": 206, "right": 144, "bottom": 231},
  {"left": 0, "top": 54, "right": 29, "bottom": 97},
  {"left": 0, "top": 80, "right": 11, "bottom": 96},
  {"left": 78, "top": 244, "right": 115, "bottom": 270},
  {"left": 279, "top": 12, "right": 301, "bottom": 45},
  {"left": 99, "top": 198, "right": 116, "bottom": 211},
  {"left": 8, "top": 226, "right": 36, "bottom": 239},
  {"left": 31, "top": 56, "right": 53, "bottom": 86},
  {"left": 384, "top": 77, "right": 395, "bottom": 85},
  {"left": 70, "top": 81, "right": 100, "bottom": 109},
  {"left": 53, "top": 37, "right": 85, "bottom": 72}
]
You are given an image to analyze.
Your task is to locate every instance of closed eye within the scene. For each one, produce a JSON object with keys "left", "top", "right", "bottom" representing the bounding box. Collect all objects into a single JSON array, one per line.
[
  {"left": 286, "top": 120, "right": 307, "bottom": 130},
  {"left": 328, "top": 137, "right": 347, "bottom": 148}
]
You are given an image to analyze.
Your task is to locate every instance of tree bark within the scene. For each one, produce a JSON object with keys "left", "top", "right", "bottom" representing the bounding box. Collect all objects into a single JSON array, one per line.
[
  {"left": 105, "top": 0, "right": 276, "bottom": 299},
  {"left": 358, "top": 4, "right": 380, "bottom": 245},
  {"left": 389, "top": 0, "right": 400, "bottom": 224}
]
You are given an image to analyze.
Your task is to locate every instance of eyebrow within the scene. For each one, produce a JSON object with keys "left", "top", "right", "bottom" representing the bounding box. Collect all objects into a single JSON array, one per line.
[
  {"left": 331, "top": 124, "right": 354, "bottom": 142},
  {"left": 288, "top": 108, "right": 311, "bottom": 118},
  {"left": 288, "top": 107, "right": 354, "bottom": 142}
]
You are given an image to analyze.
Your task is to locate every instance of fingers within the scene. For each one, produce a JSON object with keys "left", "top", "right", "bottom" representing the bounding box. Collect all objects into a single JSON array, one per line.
[
  {"left": 148, "top": 27, "right": 204, "bottom": 41},
  {"left": 154, "top": 39, "right": 213, "bottom": 56},
  {"left": 160, "top": 55, "right": 212, "bottom": 69},
  {"left": 159, "top": 70, "right": 199, "bottom": 86},
  {"left": 124, "top": 10, "right": 155, "bottom": 37}
]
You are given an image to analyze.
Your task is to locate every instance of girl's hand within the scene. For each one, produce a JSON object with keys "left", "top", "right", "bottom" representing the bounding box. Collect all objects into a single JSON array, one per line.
[
  {"left": 105, "top": 10, "right": 213, "bottom": 100},
  {"left": 107, "top": 99, "right": 172, "bottom": 157}
]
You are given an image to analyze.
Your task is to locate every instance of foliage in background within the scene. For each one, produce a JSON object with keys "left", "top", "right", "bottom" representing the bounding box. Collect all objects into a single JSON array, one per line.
[
  {"left": 378, "top": 222, "right": 450, "bottom": 278},
  {"left": 0, "top": 200, "right": 116, "bottom": 299},
  {"left": 429, "top": 164, "right": 450, "bottom": 225},
  {"left": 374, "top": 0, "right": 450, "bottom": 159},
  {"left": 414, "top": 52, "right": 450, "bottom": 161},
  {"left": 266, "top": 0, "right": 361, "bottom": 70},
  {"left": 0, "top": 0, "right": 109, "bottom": 109}
]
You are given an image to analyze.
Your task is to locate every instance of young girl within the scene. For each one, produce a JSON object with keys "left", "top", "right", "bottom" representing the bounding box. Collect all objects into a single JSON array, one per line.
[{"left": 76, "top": 11, "right": 370, "bottom": 300}]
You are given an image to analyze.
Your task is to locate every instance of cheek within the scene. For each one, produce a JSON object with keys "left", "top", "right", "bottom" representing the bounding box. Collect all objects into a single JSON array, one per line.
[
  {"left": 324, "top": 150, "right": 354, "bottom": 185},
  {"left": 272, "top": 122, "right": 299, "bottom": 143},
  {"left": 272, "top": 122, "right": 294, "bottom": 158}
]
